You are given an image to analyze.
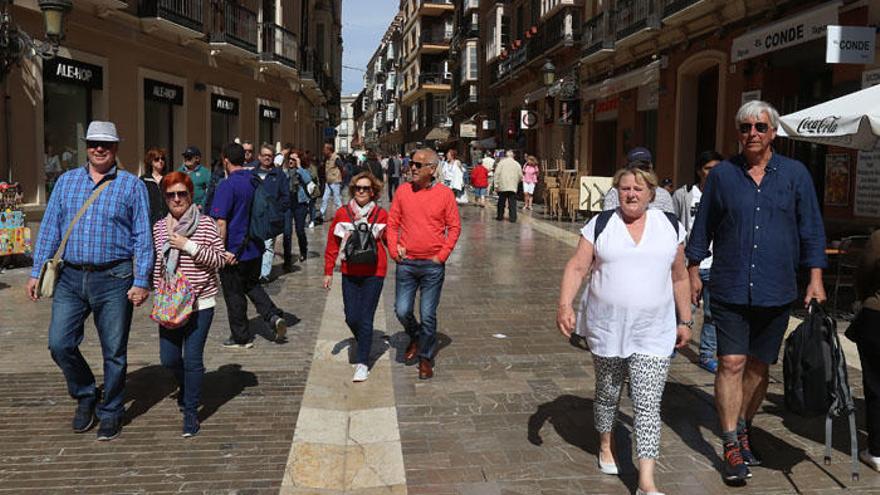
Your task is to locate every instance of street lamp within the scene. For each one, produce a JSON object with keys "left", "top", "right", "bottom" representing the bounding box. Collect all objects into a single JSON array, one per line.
[
  {"left": 541, "top": 59, "right": 555, "bottom": 87},
  {"left": 0, "top": 0, "right": 72, "bottom": 82}
]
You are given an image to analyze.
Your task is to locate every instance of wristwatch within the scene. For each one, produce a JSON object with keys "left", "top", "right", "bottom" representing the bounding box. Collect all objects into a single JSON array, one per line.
[{"left": 678, "top": 319, "right": 694, "bottom": 329}]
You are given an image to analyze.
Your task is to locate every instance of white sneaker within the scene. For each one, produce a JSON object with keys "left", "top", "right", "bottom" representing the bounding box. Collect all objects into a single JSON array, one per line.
[
  {"left": 308, "top": 221, "right": 315, "bottom": 229},
  {"left": 860, "top": 449, "right": 880, "bottom": 471},
  {"left": 352, "top": 364, "right": 369, "bottom": 382}
]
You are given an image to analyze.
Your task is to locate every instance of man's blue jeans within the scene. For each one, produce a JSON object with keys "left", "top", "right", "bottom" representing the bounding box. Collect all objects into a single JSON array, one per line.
[
  {"left": 698, "top": 268, "right": 717, "bottom": 362},
  {"left": 342, "top": 275, "right": 385, "bottom": 365},
  {"left": 395, "top": 259, "right": 446, "bottom": 360},
  {"left": 159, "top": 308, "right": 214, "bottom": 416},
  {"left": 48, "top": 261, "right": 134, "bottom": 421},
  {"left": 284, "top": 202, "right": 309, "bottom": 259},
  {"left": 320, "top": 183, "right": 343, "bottom": 216}
]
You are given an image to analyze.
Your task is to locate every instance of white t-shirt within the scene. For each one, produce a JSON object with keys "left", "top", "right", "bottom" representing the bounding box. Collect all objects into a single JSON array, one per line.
[
  {"left": 575, "top": 209, "right": 686, "bottom": 358},
  {"left": 689, "top": 187, "right": 713, "bottom": 270}
]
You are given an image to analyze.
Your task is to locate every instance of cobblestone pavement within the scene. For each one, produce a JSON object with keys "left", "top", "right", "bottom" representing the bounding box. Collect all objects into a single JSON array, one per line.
[{"left": 1, "top": 202, "right": 878, "bottom": 494}]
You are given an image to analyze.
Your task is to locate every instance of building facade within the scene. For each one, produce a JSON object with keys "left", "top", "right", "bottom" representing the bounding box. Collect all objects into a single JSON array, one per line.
[
  {"left": 2, "top": 0, "right": 342, "bottom": 210},
  {"left": 336, "top": 94, "right": 357, "bottom": 153}
]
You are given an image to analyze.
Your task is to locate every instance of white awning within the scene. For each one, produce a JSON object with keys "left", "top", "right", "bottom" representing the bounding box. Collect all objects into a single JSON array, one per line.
[
  {"left": 778, "top": 83, "right": 880, "bottom": 151},
  {"left": 582, "top": 60, "right": 662, "bottom": 101}
]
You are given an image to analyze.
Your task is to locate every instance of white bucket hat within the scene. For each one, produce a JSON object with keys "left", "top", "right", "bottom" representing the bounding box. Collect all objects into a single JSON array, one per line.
[{"left": 83, "top": 121, "right": 121, "bottom": 142}]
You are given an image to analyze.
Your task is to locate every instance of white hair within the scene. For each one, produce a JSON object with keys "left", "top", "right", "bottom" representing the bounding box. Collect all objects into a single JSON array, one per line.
[
  {"left": 505, "top": 150, "right": 515, "bottom": 158},
  {"left": 736, "top": 100, "right": 780, "bottom": 129}
]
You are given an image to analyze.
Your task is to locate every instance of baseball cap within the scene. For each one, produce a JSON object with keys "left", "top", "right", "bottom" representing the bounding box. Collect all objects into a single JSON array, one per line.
[
  {"left": 626, "top": 147, "right": 652, "bottom": 166},
  {"left": 182, "top": 145, "right": 202, "bottom": 157}
]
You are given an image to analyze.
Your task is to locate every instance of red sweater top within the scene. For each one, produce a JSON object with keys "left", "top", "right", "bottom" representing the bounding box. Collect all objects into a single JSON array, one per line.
[
  {"left": 387, "top": 182, "right": 461, "bottom": 263},
  {"left": 324, "top": 206, "right": 389, "bottom": 277},
  {"left": 470, "top": 165, "right": 489, "bottom": 188}
]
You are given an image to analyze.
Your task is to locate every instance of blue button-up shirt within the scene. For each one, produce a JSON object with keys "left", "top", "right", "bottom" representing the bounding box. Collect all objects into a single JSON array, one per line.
[
  {"left": 31, "top": 165, "right": 154, "bottom": 288},
  {"left": 685, "top": 153, "right": 827, "bottom": 306}
]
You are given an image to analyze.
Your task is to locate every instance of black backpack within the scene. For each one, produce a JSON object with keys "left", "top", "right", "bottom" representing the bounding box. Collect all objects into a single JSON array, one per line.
[
  {"left": 593, "top": 209, "right": 679, "bottom": 240},
  {"left": 783, "top": 300, "right": 859, "bottom": 480},
  {"left": 343, "top": 206, "right": 380, "bottom": 265}
]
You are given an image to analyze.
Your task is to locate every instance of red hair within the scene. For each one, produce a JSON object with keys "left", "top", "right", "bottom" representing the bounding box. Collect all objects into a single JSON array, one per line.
[{"left": 161, "top": 171, "right": 194, "bottom": 196}]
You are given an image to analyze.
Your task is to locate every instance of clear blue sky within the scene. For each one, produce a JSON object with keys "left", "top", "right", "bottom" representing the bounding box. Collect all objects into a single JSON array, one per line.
[{"left": 341, "top": 0, "right": 399, "bottom": 95}]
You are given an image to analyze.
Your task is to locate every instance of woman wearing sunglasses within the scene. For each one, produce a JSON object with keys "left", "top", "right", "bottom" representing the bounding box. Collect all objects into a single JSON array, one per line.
[
  {"left": 141, "top": 147, "right": 169, "bottom": 224},
  {"left": 323, "top": 172, "right": 388, "bottom": 382},
  {"left": 151, "top": 171, "right": 227, "bottom": 437}
]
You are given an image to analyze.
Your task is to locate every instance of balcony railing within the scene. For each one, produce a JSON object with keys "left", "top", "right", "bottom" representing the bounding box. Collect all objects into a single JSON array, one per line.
[
  {"left": 300, "top": 47, "right": 326, "bottom": 90},
  {"left": 418, "top": 72, "right": 452, "bottom": 85},
  {"left": 209, "top": 1, "right": 258, "bottom": 52},
  {"left": 260, "top": 23, "right": 298, "bottom": 68},
  {"left": 582, "top": 11, "right": 614, "bottom": 56},
  {"left": 421, "top": 30, "right": 452, "bottom": 45},
  {"left": 528, "top": 7, "right": 581, "bottom": 60},
  {"left": 138, "top": 0, "right": 204, "bottom": 33},
  {"left": 659, "top": 0, "right": 704, "bottom": 18},
  {"left": 615, "top": 0, "right": 660, "bottom": 41},
  {"left": 422, "top": 0, "right": 453, "bottom": 5}
]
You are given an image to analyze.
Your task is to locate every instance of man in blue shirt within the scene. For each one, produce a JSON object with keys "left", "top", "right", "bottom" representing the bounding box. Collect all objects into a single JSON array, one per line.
[
  {"left": 211, "top": 143, "right": 287, "bottom": 348},
  {"left": 27, "top": 121, "right": 153, "bottom": 442},
  {"left": 686, "top": 101, "right": 827, "bottom": 484}
]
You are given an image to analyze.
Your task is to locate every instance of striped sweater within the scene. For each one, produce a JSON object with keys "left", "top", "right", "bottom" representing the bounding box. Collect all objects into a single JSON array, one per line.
[{"left": 151, "top": 215, "right": 226, "bottom": 308}]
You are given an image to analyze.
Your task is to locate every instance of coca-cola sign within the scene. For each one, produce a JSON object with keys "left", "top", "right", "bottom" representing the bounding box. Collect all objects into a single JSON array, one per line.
[{"left": 797, "top": 116, "right": 841, "bottom": 135}]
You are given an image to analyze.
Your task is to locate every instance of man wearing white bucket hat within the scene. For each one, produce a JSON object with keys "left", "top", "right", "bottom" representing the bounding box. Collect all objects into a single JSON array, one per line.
[{"left": 27, "top": 120, "right": 153, "bottom": 442}]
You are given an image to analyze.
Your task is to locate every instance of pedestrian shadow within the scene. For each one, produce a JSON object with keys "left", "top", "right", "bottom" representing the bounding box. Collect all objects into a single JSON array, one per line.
[
  {"left": 248, "top": 312, "right": 301, "bottom": 343},
  {"left": 199, "top": 363, "right": 259, "bottom": 422},
  {"left": 0, "top": 280, "right": 9, "bottom": 291},
  {"left": 123, "top": 364, "right": 177, "bottom": 425},
  {"left": 331, "top": 330, "right": 392, "bottom": 368},
  {"left": 388, "top": 331, "right": 453, "bottom": 363},
  {"left": 660, "top": 382, "right": 722, "bottom": 470}
]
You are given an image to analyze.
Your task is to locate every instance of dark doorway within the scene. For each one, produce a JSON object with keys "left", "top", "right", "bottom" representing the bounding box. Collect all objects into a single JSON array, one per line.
[
  {"left": 592, "top": 120, "right": 617, "bottom": 176},
  {"left": 694, "top": 65, "right": 718, "bottom": 160}
]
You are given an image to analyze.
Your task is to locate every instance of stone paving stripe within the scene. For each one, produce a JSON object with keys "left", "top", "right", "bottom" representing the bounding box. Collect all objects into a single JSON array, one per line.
[{"left": 280, "top": 273, "right": 406, "bottom": 494}]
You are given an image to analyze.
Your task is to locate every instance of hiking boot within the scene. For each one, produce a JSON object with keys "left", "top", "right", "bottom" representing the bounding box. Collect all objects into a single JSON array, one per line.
[
  {"left": 738, "top": 427, "right": 761, "bottom": 466},
  {"left": 72, "top": 398, "right": 96, "bottom": 433},
  {"left": 722, "top": 442, "right": 750, "bottom": 483},
  {"left": 96, "top": 417, "right": 121, "bottom": 441}
]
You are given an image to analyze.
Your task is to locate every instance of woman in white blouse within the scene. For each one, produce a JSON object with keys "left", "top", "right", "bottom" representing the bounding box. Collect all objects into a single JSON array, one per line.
[{"left": 556, "top": 166, "right": 692, "bottom": 495}]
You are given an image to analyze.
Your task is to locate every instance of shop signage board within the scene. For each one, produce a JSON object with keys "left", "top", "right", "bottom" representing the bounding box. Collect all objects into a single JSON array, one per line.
[
  {"left": 460, "top": 123, "right": 477, "bottom": 138},
  {"left": 731, "top": 1, "right": 839, "bottom": 63},
  {"left": 259, "top": 105, "right": 281, "bottom": 122},
  {"left": 855, "top": 147, "right": 880, "bottom": 217},
  {"left": 826, "top": 25, "right": 876, "bottom": 64},
  {"left": 862, "top": 68, "right": 880, "bottom": 88},
  {"left": 825, "top": 153, "right": 851, "bottom": 207},
  {"left": 580, "top": 176, "right": 613, "bottom": 212},
  {"left": 520, "top": 110, "right": 538, "bottom": 129},
  {"left": 144, "top": 79, "right": 183, "bottom": 105},
  {"left": 741, "top": 89, "right": 762, "bottom": 105},
  {"left": 211, "top": 94, "right": 239, "bottom": 115},
  {"left": 44, "top": 56, "right": 103, "bottom": 89},
  {"left": 595, "top": 97, "right": 619, "bottom": 122}
]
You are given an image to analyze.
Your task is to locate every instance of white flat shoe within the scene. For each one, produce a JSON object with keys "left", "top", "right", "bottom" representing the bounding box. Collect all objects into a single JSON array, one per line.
[
  {"left": 598, "top": 456, "right": 618, "bottom": 475},
  {"left": 635, "top": 489, "right": 665, "bottom": 495},
  {"left": 860, "top": 449, "right": 880, "bottom": 471},
  {"left": 352, "top": 364, "right": 369, "bottom": 382}
]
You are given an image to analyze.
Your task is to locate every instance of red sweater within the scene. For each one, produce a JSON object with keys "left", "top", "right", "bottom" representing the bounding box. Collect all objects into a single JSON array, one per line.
[
  {"left": 387, "top": 182, "right": 461, "bottom": 263},
  {"left": 324, "top": 206, "right": 389, "bottom": 277},
  {"left": 470, "top": 165, "right": 489, "bottom": 188}
]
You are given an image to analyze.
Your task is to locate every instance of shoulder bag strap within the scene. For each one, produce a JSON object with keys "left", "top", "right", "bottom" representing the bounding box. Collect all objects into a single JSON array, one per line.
[{"left": 52, "top": 179, "right": 114, "bottom": 262}]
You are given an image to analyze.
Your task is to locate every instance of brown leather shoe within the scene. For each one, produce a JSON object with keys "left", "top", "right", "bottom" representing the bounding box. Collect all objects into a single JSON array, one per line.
[
  {"left": 418, "top": 359, "right": 433, "bottom": 380},
  {"left": 404, "top": 340, "right": 418, "bottom": 362}
]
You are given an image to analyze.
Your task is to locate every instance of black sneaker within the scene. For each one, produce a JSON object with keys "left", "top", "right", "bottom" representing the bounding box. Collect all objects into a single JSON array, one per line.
[
  {"left": 72, "top": 399, "right": 96, "bottom": 433},
  {"left": 96, "top": 418, "right": 121, "bottom": 441},
  {"left": 723, "top": 442, "right": 750, "bottom": 483},
  {"left": 738, "top": 428, "right": 761, "bottom": 466},
  {"left": 222, "top": 338, "right": 254, "bottom": 349}
]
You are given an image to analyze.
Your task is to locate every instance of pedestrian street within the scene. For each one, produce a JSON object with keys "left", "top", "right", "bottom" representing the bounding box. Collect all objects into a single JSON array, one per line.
[{"left": 0, "top": 204, "right": 878, "bottom": 494}]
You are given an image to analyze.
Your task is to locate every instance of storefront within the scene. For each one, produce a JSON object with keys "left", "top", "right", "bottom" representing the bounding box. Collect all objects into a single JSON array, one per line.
[
  {"left": 210, "top": 93, "right": 240, "bottom": 165},
  {"left": 258, "top": 103, "right": 281, "bottom": 148},
  {"left": 42, "top": 56, "right": 103, "bottom": 199},
  {"left": 143, "top": 78, "right": 184, "bottom": 163}
]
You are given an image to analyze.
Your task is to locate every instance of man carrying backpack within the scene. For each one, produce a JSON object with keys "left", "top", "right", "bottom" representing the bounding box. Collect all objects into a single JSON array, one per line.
[
  {"left": 254, "top": 144, "right": 290, "bottom": 282},
  {"left": 685, "top": 101, "right": 827, "bottom": 484},
  {"left": 210, "top": 143, "right": 287, "bottom": 348}
]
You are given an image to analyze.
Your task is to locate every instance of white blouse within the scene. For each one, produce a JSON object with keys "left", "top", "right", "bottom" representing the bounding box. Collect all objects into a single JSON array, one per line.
[{"left": 575, "top": 209, "right": 686, "bottom": 358}]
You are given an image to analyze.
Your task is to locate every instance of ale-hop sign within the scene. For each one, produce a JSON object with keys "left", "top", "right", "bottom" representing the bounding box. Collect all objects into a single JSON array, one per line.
[
  {"left": 212, "top": 94, "right": 239, "bottom": 115},
  {"left": 259, "top": 105, "right": 280, "bottom": 122},
  {"left": 144, "top": 79, "right": 183, "bottom": 105},
  {"left": 731, "top": 1, "right": 839, "bottom": 62},
  {"left": 44, "top": 56, "right": 103, "bottom": 89}
]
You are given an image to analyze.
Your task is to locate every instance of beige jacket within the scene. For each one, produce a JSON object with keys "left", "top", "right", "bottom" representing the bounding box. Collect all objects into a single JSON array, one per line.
[
  {"left": 493, "top": 157, "right": 524, "bottom": 193},
  {"left": 325, "top": 153, "right": 342, "bottom": 184}
]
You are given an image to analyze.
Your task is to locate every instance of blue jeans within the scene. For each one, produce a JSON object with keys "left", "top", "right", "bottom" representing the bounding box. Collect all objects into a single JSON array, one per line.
[
  {"left": 698, "top": 269, "right": 717, "bottom": 361},
  {"left": 48, "top": 261, "right": 134, "bottom": 421},
  {"left": 159, "top": 308, "right": 214, "bottom": 415},
  {"left": 320, "top": 183, "right": 342, "bottom": 216},
  {"left": 284, "top": 203, "right": 309, "bottom": 259},
  {"left": 394, "top": 259, "right": 446, "bottom": 360},
  {"left": 342, "top": 275, "right": 385, "bottom": 365}
]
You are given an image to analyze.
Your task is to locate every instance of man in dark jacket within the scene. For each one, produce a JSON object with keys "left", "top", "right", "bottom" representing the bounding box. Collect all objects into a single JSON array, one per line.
[{"left": 255, "top": 144, "right": 290, "bottom": 281}]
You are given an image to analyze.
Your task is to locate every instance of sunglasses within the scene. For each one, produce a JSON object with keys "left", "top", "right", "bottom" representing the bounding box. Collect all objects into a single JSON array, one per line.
[
  {"left": 164, "top": 190, "right": 190, "bottom": 200},
  {"left": 353, "top": 185, "right": 373, "bottom": 193},
  {"left": 739, "top": 122, "right": 770, "bottom": 134},
  {"left": 410, "top": 161, "right": 434, "bottom": 169},
  {"left": 87, "top": 141, "right": 114, "bottom": 149},
  {"left": 153, "top": 157, "right": 166, "bottom": 162}
]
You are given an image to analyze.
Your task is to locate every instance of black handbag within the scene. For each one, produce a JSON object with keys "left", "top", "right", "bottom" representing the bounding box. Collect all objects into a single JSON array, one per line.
[{"left": 343, "top": 206, "right": 379, "bottom": 265}]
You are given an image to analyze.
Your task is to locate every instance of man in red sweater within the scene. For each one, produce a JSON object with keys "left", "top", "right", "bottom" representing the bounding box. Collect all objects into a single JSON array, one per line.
[{"left": 387, "top": 148, "right": 461, "bottom": 379}]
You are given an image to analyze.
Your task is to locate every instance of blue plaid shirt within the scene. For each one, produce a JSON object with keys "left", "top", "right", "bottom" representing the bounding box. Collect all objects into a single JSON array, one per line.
[{"left": 31, "top": 165, "right": 154, "bottom": 288}]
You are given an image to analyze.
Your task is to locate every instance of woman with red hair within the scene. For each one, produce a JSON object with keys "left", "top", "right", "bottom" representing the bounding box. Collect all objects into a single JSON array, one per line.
[{"left": 151, "top": 171, "right": 226, "bottom": 437}]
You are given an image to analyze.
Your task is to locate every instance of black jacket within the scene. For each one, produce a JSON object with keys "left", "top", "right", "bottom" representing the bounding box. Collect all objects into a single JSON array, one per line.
[{"left": 139, "top": 174, "right": 167, "bottom": 225}]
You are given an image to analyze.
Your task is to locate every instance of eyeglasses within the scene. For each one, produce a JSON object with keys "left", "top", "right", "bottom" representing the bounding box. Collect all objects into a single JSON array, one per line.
[
  {"left": 164, "top": 190, "right": 190, "bottom": 200},
  {"left": 739, "top": 122, "right": 771, "bottom": 134},
  {"left": 86, "top": 141, "right": 114, "bottom": 149},
  {"left": 353, "top": 185, "right": 373, "bottom": 193}
]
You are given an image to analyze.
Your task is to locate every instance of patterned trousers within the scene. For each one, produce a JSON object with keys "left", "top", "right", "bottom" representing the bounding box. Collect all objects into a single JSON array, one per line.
[{"left": 593, "top": 353, "right": 670, "bottom": 459}]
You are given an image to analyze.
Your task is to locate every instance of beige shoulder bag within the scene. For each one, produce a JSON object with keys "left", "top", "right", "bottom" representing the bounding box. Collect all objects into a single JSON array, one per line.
[{"left": 36, "top": 180, "right": 113, "bottom": 298}]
